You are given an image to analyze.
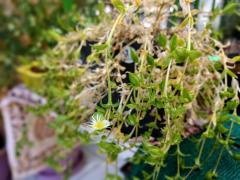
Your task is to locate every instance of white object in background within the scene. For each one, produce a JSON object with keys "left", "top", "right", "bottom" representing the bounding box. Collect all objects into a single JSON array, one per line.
[
  {"left": 140, "top": 1, "right": 170, "bottom": 30},
  {"left": 75, "top": 124, "right": 139, "bottom": 180},
  {"left": 197, "top": 0, "right": 224, "bottom": 31},
  {"left": 212, "top": 0, "right": 224, "bottom": 30},
  {"left": 71, "top": 144, "right": 137, "bottom": 180},
  {"left": 124, "top": 47, "right": 134, "bottom": 64},
  {"left": 197, "top": 0, "right": 214, "bottom": 31},
  {"left": 160, "top": 9, "right": 169, "bottom": 30}
]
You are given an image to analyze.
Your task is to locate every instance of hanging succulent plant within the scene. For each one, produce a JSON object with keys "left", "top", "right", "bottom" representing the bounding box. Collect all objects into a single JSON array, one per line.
[{"left": 36, "top": 0, "right": 240, "bottom": 179}]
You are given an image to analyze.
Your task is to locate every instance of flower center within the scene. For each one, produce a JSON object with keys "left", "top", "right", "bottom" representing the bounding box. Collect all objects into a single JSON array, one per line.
[{"left": 93, "top": 121, "right": 106, "bottom": 130}]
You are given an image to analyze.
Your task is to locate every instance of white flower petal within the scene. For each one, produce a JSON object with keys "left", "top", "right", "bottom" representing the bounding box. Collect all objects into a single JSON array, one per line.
[{"left": 88, "top": 114, "right": 111, "bottom": 131}]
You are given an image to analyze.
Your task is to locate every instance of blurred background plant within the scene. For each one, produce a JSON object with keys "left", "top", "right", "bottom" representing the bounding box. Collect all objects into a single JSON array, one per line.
[
  {"left": 0, "top": 0, "right": 100, "bottom": 94},
  {"left": 220, "top": 0, "right": 240, "bottom": 38}
]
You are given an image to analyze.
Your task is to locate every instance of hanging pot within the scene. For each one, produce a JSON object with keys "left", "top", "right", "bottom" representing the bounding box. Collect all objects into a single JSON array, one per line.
[
  {"left": 16, "top": 62, "right": 47, "bottom": 90},
  {"left": 17, "top": 62, "right": 84, "bottom": 91}
]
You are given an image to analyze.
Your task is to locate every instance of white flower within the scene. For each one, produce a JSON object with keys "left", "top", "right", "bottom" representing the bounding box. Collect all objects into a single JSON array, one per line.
[
  {"left": 89, "top": 113, "right": 110, "bottom": 131},
  {"left": 105, "top": 5, "right": 112, "bottom": 14},
  {"left": 142, "top": 20, "right": 152, "bottom": 28},
  {"left": 95, "top": 10, "right": 100, "bottom": 16}
]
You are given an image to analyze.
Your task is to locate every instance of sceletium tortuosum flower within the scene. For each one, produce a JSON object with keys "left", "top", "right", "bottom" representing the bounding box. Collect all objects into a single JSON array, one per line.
[{"left": 89, "top": 113, "right": 111, "bottom": 131}]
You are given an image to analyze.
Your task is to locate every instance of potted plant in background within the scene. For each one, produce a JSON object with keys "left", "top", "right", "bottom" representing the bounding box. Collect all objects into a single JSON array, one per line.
[
  {"left": 0, "top": 0, "right": 92, "bottom": 94},
  {"left": 10, "top": 0, "right": 238, "bottom": 179},
  {"left": 0, "top": 84, "right": 86, "bottom": 179}
]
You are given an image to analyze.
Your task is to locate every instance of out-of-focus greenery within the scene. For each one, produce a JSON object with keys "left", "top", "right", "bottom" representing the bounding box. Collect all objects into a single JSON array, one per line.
[
  {"left": 221, "top": 0, "right": 240, "bottom": 39},
  {"left": 0, "top": 0, "right": 98, "bottom": 91},
  {"left": 211, "top": 0, "right": 240, "bottom": 39}
]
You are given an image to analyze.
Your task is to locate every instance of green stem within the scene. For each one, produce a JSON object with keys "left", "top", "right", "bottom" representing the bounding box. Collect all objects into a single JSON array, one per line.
[
  {"left": 105, "top": 13, "right": 125, "bottom": 105},
  {"left": 187, "top": 3, "right": 192, "bottom": 51},
  {"left": 213, "top": 120, "right": 235, "bottom": 173},
  {"left": 195, "top": 122, "right": 213, "bottom": 166},
  {"left": 139, "top": 39, "right": 148, "bottom": 72},
  {"left": 115, "top": 157, "right": 118, "bottom": 176},
  {"left": 106, "top": 14, "right": 124, "bottom": 45},
  {"left": 177, "top": 143, "right": 181, "bottom": 177},
  {"left": 164, "top": 60, "right": 172, "bottom": 97},
  {"left": 185, "top": 128, "right": 209, "bottom": 179},
  {"left": 106, "top": 63, "right": 112, "bottom": 105}
]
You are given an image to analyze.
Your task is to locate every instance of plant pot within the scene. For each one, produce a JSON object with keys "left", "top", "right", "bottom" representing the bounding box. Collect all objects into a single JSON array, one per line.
[
  {"left": 17, "top": 62, "right": 47, "bottom": 90},
  {"left": 38, "top": 147, "right": 85, "bottom": 180},
  {"left": 0, "top": 133, "right": 11, "bottom": 180}
]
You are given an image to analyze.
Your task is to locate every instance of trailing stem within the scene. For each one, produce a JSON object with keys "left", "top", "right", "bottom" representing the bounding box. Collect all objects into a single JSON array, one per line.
[
  {"left": 164, "top": 60, "right": 172, "bottom": 97},
  {"left": 187, "top": 2, "right": 192, "bottom": 51},
  {"left": 213, "top": 109, "right": 237, "bottom": 174},
  {"left": 106, "top": 13, "right": 125, "bottom": 105}
]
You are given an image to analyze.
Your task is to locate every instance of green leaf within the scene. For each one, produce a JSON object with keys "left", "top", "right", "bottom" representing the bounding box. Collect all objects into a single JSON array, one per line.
[
  {"left": 202, "top": 129, "right": 215, "bottom": 139},
  {"left": 110, "top": 81, "right": 117, "bottom": 88},
  {"left": 147, "top": 53, "right": 154, "bottom": 66},
  {"left": 226, "top": 69, "right": 237, "bottom": 79},
  {"left": 222, "top": 3, "right": 239, "bottom": 14},
  {"left": 47, "top": 156, "right": 65, "bottom": 172},
  {"left": 216, "top": 124, "right": 228, "bottom": 133},
  {"left": 146, "top": 122, "right": 157, "bottom": 128},
  {"left": 174, "top": 48, "right": 188, "bottom": 63},
  {"left": 127, "top": 114, "right": 137, "bottom": 125},
  {"left": 232, "top": 56, "right": 240, "bottom": 62},
  {"left": 181, "top": 88, "right": 193, "bottom": 102},
  {"left": 220, "top": 89, "right": 235, "bottom": 99},
  {"left": 177, "top": 38, "right": 185, "bottom": 47},
  {"left": 92, "top": 43, "right": 108, "bottom": 51},
  {"left": 232, "top": 152, "right": 240, "bottom": 161},
  {"left": 111, "top": 0, "right": 126, "bottom": 13},
  {"left": 127, "top": 103, "right": 137, "bottom": 109},
  {"left": 78, "top": 131, "right": 91, "bottom": 144},
  {"left": 225, "top": 100, "right": 239, "bottom": 111},
  {"left": 98, "top": 141, "right": 121, "bottom": 161},
  {"left": 92, "top": 112, "right": 105, "bottom": 121},
  {"left": 170, "top": 34, "right": 178, "bottom": 51},
  {"left": 130, "top": 48, "right": 139, "bottom": 63},
  {"left": 106, "top": 174, "right": 122, "bottom": 180},
  {"left": 178, "top": 17, "right": 189, "bottom": 30},
  {"left": 129, "top": 73, "right": 140, "bottom": 87},
  {"left": 61, "top": 0, "right": 74, "bottom": 11},
  {"left": 161, "top": 55, "right": 172, "bottom": 68},
  {"left": 205, "top": 171, "right": 218, "bottom": 180},
  {"left": 156, "top": 34, "right": 167, "bottom": 49},
  {"left": 188, "top": 50, "right": 202, "bottom": 61}
]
